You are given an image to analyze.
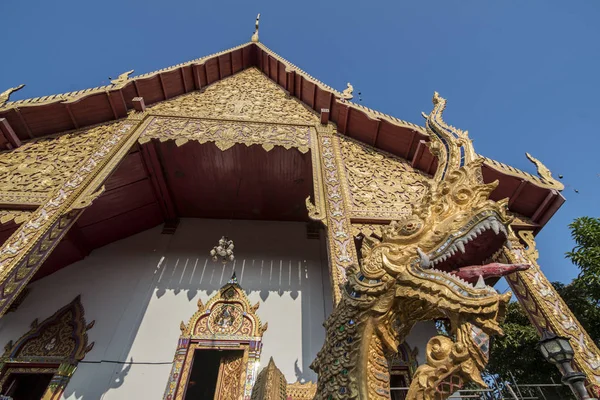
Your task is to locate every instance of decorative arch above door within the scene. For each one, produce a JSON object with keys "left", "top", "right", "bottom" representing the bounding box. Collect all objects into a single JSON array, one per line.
[
  {"left": 163, "top": 274, "right": 267, "bottom": 400},
  {"left": 0, "top": 295, "right": 94, "bottom": 400}
]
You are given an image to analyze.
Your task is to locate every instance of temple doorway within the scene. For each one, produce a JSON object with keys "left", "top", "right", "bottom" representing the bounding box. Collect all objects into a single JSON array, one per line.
[
  {"left": 1, "top": 372, "right": 54, "bottom": 400},
  {"left": 184, "top": 349, "right": 245, "bottom": 400},
  {"left": 390, "top": 373, "right": 408, "bottom": 400}
]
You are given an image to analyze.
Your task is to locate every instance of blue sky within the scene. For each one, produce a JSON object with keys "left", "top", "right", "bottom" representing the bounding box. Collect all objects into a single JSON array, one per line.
[{"left": 2, "top": 0, "right": 598, "bottom": 287}]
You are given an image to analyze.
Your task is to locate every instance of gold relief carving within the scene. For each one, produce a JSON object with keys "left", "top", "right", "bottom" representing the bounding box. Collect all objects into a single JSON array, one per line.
[
  {"left": 312, "top": 94, "right": 523, "bottom": 400},
  {"left": 215, "top": 352, "right": 245, "bottom": 400},
  {"left": 251, "top": 357, "right": 287, "bottom": 400},
  {"left": 0, "top": 209, "right": 33, "bottom": 225},
  {"left": 0, "top": 120, "right": 139, "bottom": 316},
  {"left": 1, "top": 297, "right": 93, "bottom": 399},
  {"left": 350, "top": 223, "right": 385, "bottom": 239},
  {"left": 149, "top": 68, "right": 319, "bottom": 125},
  {"left": 2, "top": 296, "right": 94, "bottom": 362},
  {"left": 140, "top": 116, "right": 311, "bottom": 153},
  {"left": 317, "top": 127, "right": 357, "bottom": 304},
  {"left": 180, "top": 276, "right": 265, "bottom": 339},
  {"left": 287, "top": 381, "right": 317, "bottom": 400},
  {"left": 504, "top": 231, "right": 600, "bottom": 388},
  {"left": 338, "top": 136, "right": 430, "bottom": 220},
  {"left": 0, "top": 124, "right": 117, "bottom": 206},
  {"left": 165, "top": 276, "right": 265, "bottom": 400}
]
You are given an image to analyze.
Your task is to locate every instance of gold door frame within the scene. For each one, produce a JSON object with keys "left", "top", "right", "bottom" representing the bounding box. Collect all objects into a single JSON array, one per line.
[
  {"left": 163, "top": 276, "right": 267, "bottom": 400},
  {"left": 178, "top": 342, "right": 250, "bottom": 400}
]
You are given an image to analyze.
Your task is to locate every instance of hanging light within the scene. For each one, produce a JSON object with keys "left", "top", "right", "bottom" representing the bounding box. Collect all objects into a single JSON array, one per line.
[{"left": 210, "top": 236, "right": 235, "bottom": 264}]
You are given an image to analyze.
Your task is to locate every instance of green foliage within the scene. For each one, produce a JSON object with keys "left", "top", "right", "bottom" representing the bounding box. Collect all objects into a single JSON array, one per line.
[
  {"left": 486, "top": 217, "right": 600, "bottom": 395},
  {"left": 487, "top": 301, "right": 560, "bottom": 383},
  {"left": 488, "top": 281, "right": 600, "bottom": 384},
  {"left": 566, "top": 216, "right": 600, "bottom": 303}
]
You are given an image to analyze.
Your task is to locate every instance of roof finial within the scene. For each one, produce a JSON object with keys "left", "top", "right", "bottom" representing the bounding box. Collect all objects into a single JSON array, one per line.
[
  {"left": 109, "top": 70, "right": 134, "bottom": 86},
  {"left": 340, "top": 82, "right": 353, "bottom": 101},
  {"left": 0, "top": 84, "right": 25, "bottom": 108},
  {"left": 251, "top": 13, "right": 260, "bottom": 43},
  {"left": 228, "top": 272, "right": 238, "bottom": 284}
]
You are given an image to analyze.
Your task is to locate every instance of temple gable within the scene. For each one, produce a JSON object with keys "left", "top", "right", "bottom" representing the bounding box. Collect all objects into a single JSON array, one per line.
[{"left": 148, "top": 68, "right": 320, "bottom": 125}]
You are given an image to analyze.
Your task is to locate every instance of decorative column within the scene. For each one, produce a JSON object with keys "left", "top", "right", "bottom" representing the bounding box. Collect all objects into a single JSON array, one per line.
[
  {"left": 315, "top": 125, "right": 358, "bottom": 304},
  {"left": 0, "top": 118, "right": 145, "bottom": 316},
  {"left": 42, "top": 363, "right": 77, "bottom": 400},
  {"left": 504, "top": 230, "right": 600, "bottom": 394}
]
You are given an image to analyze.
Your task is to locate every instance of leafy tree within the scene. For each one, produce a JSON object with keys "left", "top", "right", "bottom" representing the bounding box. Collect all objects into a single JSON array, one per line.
[
  {"left": 566, "top": 216, "right": 600, "bottom": 304},
  {"left": 487, "top": 299, "right": 559, "bottom": 384},
  {"left": 488, "top": 281, "right": 600, "bottom": 384}
]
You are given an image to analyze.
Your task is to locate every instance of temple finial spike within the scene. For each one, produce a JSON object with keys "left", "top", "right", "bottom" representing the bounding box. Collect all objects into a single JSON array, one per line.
[
  {"left": 228, "top": 272, "right": 238, "bottom": 284},
  {"left": 0, "top": 84, "right": 25, "bottom": 108},
  {"left": 251, "top": 13, "right": 260, "bottom": 43}
]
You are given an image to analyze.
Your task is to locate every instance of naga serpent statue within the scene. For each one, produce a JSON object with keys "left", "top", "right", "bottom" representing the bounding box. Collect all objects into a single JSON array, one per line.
[{"left": 310, "top": 93, "right": 530, "bottom": 400}]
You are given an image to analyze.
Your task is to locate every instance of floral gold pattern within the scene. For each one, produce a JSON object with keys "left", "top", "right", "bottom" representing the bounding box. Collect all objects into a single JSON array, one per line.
[
  {"left": 338, "top": 136, "right": 430, "bottom": 220},
  {"left": 140, "top": 116, "right": 312, "bottom": 153},
  {"left": 149, "top": 68, "right": 319, "bottom": 125},
  {"left": 0, "top": 125, "right": 119, "bottom": 206}
]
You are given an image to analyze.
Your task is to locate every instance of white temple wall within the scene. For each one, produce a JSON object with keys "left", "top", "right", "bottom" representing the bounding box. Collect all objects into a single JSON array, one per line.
[
  {"left": 405, "top": 321, "right": 439, "bottom": 365},
  {"left": 0, "top": 218, "right": 332, "bottom": 399}
]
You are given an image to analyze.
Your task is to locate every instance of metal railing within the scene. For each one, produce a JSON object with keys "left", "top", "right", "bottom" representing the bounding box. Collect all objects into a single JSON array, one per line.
[{"left": 390, "top": 382, "right": 576, "bottom": 400}]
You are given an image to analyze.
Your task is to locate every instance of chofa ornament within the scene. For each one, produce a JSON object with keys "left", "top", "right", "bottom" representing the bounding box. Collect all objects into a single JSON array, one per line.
[{"left": 310, "top": 93, "right": 530, "bottom": 400}]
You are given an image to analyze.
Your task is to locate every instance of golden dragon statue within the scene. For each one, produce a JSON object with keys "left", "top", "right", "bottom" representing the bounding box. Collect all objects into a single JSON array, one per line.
[{"left": 309, "top": 93, "right": 530, "bottom": 400}]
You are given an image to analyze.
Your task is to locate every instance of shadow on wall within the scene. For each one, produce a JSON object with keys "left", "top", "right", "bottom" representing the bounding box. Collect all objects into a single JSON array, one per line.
[
  {"left": 37, "top": 219, "right": 330, "bottom": 398},
  {"left": 62, "top": 358, "right": 133, "bottom": 399},
  {"left": 154, "top": 256, "right": 308, "bottom": 301},
  {"left": 152, "top": 251, "right": 326, "bottom": 383}
]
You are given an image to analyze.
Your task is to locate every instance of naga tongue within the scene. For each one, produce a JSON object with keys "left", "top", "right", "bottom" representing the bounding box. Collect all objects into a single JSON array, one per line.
[{"left": 450, "top": 262, "right": 529, "bottom": 284}]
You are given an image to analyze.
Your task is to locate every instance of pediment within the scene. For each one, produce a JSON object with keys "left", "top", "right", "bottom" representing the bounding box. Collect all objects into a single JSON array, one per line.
[{"left": 148, "top": 68, "right": 320, "bottom": 126}]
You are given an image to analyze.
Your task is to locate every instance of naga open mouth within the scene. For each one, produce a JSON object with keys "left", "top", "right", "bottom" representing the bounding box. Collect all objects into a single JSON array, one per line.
[{"left": 416, "top": 214, "right": 529, "bottom": 289}]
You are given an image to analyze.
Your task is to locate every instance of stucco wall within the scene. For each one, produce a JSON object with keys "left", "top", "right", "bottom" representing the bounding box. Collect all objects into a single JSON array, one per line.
[
  {"left": 0, "top": 218, "right": 334, "bottom": 399},
  {"left": 0, "top": 218, "right": 437, "bottom": 399}
]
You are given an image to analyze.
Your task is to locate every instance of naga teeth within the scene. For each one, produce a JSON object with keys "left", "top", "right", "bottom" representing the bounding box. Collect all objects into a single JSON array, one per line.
[
  {"left": 417, "top": 247, "right": 431, "bottom": 269},
  {"left": 456, "top": 241, "right": 466, "bottom": 254},
  {"left": 475, "top": 275, "right": 486, "bottom": 289},
  {"left": 506, "top": 240, "right": 512, "bottom": 250},
  {"left": 491, "top": 220, "right": 500, "bottom": 235}
]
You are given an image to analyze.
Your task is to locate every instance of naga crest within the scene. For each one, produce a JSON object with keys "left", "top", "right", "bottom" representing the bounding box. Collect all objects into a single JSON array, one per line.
[{"left": 312, "top": 93, "right": 528, "bottom": 400}]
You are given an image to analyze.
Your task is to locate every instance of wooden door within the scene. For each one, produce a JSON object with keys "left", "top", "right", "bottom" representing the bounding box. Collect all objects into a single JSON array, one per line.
[{"left": 214, "top": 352, "right": 245, "bottom": 400}]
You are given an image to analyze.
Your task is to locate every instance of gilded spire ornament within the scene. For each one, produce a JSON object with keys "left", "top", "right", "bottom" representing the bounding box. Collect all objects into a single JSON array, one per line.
[
  {"left": 525, "top": 152, "right": 564, "bottom": 189},
  {"left": 109, "top": 70, "right": 134, "bottom": 86},
  {"left": 340, "top": 82, "right": 354, "bottom": 101},
  {"left": 251, "top": 13, "right": 260, "bottom": 43},
  {"left": 0, "top": 84, "right": 25, "bottom": 107}
]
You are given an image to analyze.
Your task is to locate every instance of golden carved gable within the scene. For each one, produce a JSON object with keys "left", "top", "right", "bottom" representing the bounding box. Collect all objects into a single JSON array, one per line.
[
  {"left": 337, "top": 136, "right": 431, "bottom": 220},
  {"left": 0, "top": 122, "right": 122, "bottom": 206},
  {"left": 149, "top": 68, "right": 320, "bottom": 125}
]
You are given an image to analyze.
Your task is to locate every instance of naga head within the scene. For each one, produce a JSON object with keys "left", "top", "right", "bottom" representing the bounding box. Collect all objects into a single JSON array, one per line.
[{"left": 350, "top": 93, "right": 529, "bottom": 342}]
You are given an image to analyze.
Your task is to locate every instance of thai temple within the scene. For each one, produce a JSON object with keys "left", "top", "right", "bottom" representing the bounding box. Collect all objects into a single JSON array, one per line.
[{"left": 0, "top": 17, "right": 598, "bottom": 400}]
